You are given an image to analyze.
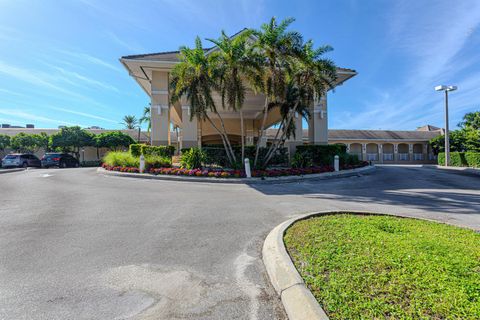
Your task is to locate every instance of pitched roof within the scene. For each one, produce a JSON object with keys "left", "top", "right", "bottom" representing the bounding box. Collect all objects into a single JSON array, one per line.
[
  {"left": 328, "top": 129, "right": 441, "bottom": 141},
  {"left": 416, "top": 124, "right": 442, "bottom": 132}
]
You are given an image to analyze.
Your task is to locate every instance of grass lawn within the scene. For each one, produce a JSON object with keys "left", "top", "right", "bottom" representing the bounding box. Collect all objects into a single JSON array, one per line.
[{"left": 284, "top": 214, "right": 480, "bottom": 319}]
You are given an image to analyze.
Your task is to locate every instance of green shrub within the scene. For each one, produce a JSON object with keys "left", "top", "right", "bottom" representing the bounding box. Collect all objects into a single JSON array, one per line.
[
  {"left": 144, "top": 155, "right": 171, "bottom": 169},
  {"left": 180, "top": 147, "right": 206, "bottom": 169},
  {"left": 103, "top": 151, "right": 139, "bottom": 167},
  {"left": 181, "top": 145, "right": 288, "bottom": 168},
  {"left": 129, "top": 144, "right": 175, "bottom": 157},
  {"left": 291, "top": 152, "right": 313, "bottom": 168},
  {"left": 296, "top": 144, "right": 347, "bottom": 166},
  {"left": 339, "top": 153, "right": 360, "bottom": 166},
  {"left": 438, "top": 152, "right": 480, "bottom": 168}
]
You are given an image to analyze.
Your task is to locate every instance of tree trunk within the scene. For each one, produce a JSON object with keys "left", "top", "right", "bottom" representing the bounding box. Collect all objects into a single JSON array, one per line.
[
  {"left": 205, "top": 115, "right": 234, "bottom": 165},
  {"left": 254, "top": 97, "right": 269, "bottom": 168},
  {"left": 240, "top": 109, "right": 245, "bottom": 167},
  {"left": 216, "top": 112, "right": 237, "bottom": 164}
]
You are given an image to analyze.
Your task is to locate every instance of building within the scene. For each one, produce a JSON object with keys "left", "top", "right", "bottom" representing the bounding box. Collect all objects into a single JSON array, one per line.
[
  {"left": 121, "top": 31, "right": 442, "bottom": 164},
  {"left": 0, "top": 128, "right": 148, "bottom": 161},
  {"left": 120, "top": 30, "right": 357, "bottom": 154}
]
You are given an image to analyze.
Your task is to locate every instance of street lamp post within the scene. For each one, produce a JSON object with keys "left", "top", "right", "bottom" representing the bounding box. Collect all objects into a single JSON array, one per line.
[{"left": 434, "top": 85, "right": 457, "bottom": 167}]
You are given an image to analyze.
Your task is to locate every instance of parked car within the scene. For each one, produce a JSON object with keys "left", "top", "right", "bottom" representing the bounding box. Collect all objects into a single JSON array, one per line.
[
  {"left": 1, "top": 153, "right": 42, "bottom": 168},
  {"left": 41, "top": 153, "right": 80, "bottom": 168}
]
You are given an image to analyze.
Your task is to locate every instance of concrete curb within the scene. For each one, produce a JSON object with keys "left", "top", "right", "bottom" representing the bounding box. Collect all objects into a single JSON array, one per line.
[
  {"left": 430, "top": 165, "right": 480, "bottom": 176},
  {"left": 0, "top": 168, "right": 25, "bottom": 174},
  {"left": 262, "top": 210, "right": 477, "bottom": 320},
  {"left": 97, "top": 165, "right": 375, "bottom": 184},
  {"left": 263, "top": 211, "right": 407, "bottom": 320}
]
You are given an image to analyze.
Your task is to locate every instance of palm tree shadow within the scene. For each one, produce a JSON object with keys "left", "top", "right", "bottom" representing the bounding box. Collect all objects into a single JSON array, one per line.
[{"left": 249, "top": 166, "right": 480, "bottom": 216}]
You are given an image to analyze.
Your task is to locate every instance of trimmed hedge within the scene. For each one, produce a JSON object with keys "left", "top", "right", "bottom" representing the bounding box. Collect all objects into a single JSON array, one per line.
[
  {"left": 438, "top": 152, "right": 480, "bottom": 168},
  {"left": 181, "top": 145, "right": 289, "bottom": 168},
  {"left": 129, "top": 144, "right": 175, "bottom": 158},
  {"left": 296, "top": 144, "right": 350, "bottom": 166}
]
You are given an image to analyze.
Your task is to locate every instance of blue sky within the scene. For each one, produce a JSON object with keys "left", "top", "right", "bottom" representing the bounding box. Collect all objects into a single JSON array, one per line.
[{"left": 0, "top": 0, "right": 479, "bottom": 130}]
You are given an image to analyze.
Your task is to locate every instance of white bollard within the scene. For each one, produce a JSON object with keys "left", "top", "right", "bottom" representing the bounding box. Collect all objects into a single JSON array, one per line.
[
  {"left": 334, "top": 155, "right": 339, "bottom": 172},
  {"left": 244, "top": 158, "right": 251, "bottom": 178},
  {"left": 139, "top": 154, "right": 145, "bottom": 173}
]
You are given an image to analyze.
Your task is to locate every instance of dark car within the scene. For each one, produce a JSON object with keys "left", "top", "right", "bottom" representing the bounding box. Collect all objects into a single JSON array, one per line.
[
  {"left": 1, "top": 153, "right": 42, "bottom": 168},
  {"left": 41, "top": 153, "right": 80, "bottom": 168}
]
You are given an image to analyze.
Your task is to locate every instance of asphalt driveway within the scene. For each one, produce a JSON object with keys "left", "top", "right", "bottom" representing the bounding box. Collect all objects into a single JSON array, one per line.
[{"left": 0, "top": 166, "right": 479, "bottom": 319}]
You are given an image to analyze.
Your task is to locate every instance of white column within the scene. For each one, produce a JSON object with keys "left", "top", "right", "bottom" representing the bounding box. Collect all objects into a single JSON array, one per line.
[
  {"left": 408, "top": 143, "right": 413, "bottom": 162},
  {"left": 308, "top": 95, "right": 328, "bottom": 145},
  {"left": 378, "top": 144, "right": 383, "bottom": 164},
  {"left": 362, "top": 143, "right": 367, "bottom": 161},
  {"left": 394, "top": 143, "right": 398, "bottom": 162},
  {"left": 181, "top": 105, "right": 198, "bottom": 149},
  {"left": 151, "top": 71, "right": 170, "bottom": 146}
]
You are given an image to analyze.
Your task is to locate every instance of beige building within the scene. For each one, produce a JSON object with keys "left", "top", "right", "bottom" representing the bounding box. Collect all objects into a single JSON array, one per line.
[
  {"left": 120, "top": 33, "right": 357, "bottom": 154},
  {"left": 327, "top": 126, "right": 442, "bottom": 164},
  {"left": 0, "top": 128, "right": 148, "bottom": 162}
]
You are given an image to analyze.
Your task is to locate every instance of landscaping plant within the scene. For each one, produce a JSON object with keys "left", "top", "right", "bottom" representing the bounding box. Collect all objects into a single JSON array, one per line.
[
  {"left": 180, "top": 147, "right": 207, "bottom": 169},
  {"left": 284, "top": 214, "right": 480, "bottom": 319}
]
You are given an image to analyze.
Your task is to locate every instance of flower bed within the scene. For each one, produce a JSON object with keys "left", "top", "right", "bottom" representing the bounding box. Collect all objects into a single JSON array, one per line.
[{"left": 101, "top": 162, "right": 369, "bottom": 178}]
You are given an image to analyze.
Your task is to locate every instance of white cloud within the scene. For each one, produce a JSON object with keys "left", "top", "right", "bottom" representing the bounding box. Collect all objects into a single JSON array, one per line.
[
  {"left": 0, "top": 60, "right": 112, "bottom": 110},
  {"left": 50, "top": 65, "right": 120, "bottom": 92},
  {"left": 57, "top": 50, "right": 122, "bottom": 73},
  {"left": 45, "top": 106, "right": 117, "bottom": 123},
  {"left": 0, "top": 109, "right": 78, "bottom": 126},
  {"left": 336, "top": 0, "right": 480, "bottom": 130}
]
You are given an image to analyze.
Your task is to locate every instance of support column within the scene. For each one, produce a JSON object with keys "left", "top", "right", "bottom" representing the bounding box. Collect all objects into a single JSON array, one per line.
[
  {"left": 378, "top": 144, "right": 384, "bottom": 164},
  {"left": 181, "top": 105, "right": 198, "bottom": 149},
  {"left": 308, "top": 95, "right": 328, "bottom": 145},
  {"left": 394, "top": 143, "right": 398, "bottom": 162},
  {"left": 408, "top": 143, "right": 413, "bottom": 162},
  {"left": 151, "top": 71, "right": 170, "bottom": 146},
  {"left": 246, "top": 120, "right": 255, "bottom": 146},
  {"left": 423, "top": 143, "right": 428, "bottom": 162},
  {"left": 362, "top": 143, "right": 367, "bottom": 161},
  {"left": 287, "top": 112, "right": 303, "bottom": 155}
]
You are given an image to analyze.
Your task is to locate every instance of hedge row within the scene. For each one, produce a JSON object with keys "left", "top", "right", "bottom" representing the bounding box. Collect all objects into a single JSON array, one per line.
[
  {"left": 438, "top": 152, "right": 480, "bottom": 168},
  {"left": 296, "top": 144, "right": 353, "bottom": 166},
  {"left": 181, "top": 145, "right": 289, "bottom": 168},
  {"left": 129, "top": 144, "right": 175, "bottom": 158}
]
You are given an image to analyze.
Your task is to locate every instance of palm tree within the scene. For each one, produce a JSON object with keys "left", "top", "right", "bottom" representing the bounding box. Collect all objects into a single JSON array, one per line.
[
  {"left": 262, "top": 40, "right": 337, "bottom": 166},
  {"left": 170, "top": 36, "right": 237, "bottom": 165},
  {"left": 251, "top": 17, "right": 304, "bottom": 167},
  {"left": 122, "top": 115, "right": 138, "bottom": 130},
  {"left": 206, "top": 29, "right": 259, "bottom": 166},
  {"left": 139, "top": 105, "right": 151, "bottom": 142}
]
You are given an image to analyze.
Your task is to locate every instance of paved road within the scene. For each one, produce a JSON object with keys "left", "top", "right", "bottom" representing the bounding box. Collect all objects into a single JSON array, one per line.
[{"left": 0, "top": 166, "right": 479, "bottom": 320}]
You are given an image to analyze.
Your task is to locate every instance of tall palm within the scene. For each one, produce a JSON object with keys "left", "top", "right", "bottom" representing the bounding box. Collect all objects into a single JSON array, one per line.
[
  {"left": 170, "top": 37, "right": 237, "bottom": 165},
  {"left": 251, "top": 17, "right": 303, "bottom": 167},
  {"left": 139, "top": 105, "right": 151, "bottom": 141},
  {"left": 122, "top": 115, "right": 138, "bottom": 129},
  {"left": 207, "top": 29, "right": 259, "bottom": 165},
  {"left": 263, "top": 40, "right": 337, "bottom": 166}
]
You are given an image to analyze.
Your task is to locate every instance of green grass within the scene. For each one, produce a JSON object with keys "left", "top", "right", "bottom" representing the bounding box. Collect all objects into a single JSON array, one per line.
[{"left": 284, "top": 214, "right": 480, "bottom": 319}]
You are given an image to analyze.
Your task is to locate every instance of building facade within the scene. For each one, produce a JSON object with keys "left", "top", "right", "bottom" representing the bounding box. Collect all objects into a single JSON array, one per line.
[{"left": 120, "top": 31, "right": 357, "bottom": 154}]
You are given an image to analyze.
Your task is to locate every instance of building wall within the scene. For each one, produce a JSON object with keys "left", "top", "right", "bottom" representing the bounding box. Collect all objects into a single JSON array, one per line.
[{"left": 330, "top": 140, "right": 436, "bottom": 164}]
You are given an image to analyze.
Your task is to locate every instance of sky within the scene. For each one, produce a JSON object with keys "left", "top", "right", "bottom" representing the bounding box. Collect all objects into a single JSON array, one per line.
[{"left": 0, "top": 0, "right": 479, "bottom": 130}]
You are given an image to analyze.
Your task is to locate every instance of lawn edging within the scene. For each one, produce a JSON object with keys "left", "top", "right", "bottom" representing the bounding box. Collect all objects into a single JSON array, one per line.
[
  {"left": 97, "top": 165, "right": 375, "bottom": 184},
  {"left": 263, "top": 210, "right": 478, "bottom": 320},
  {"left": 432, "top": 165, "right": 480, "bottom": 176}
]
